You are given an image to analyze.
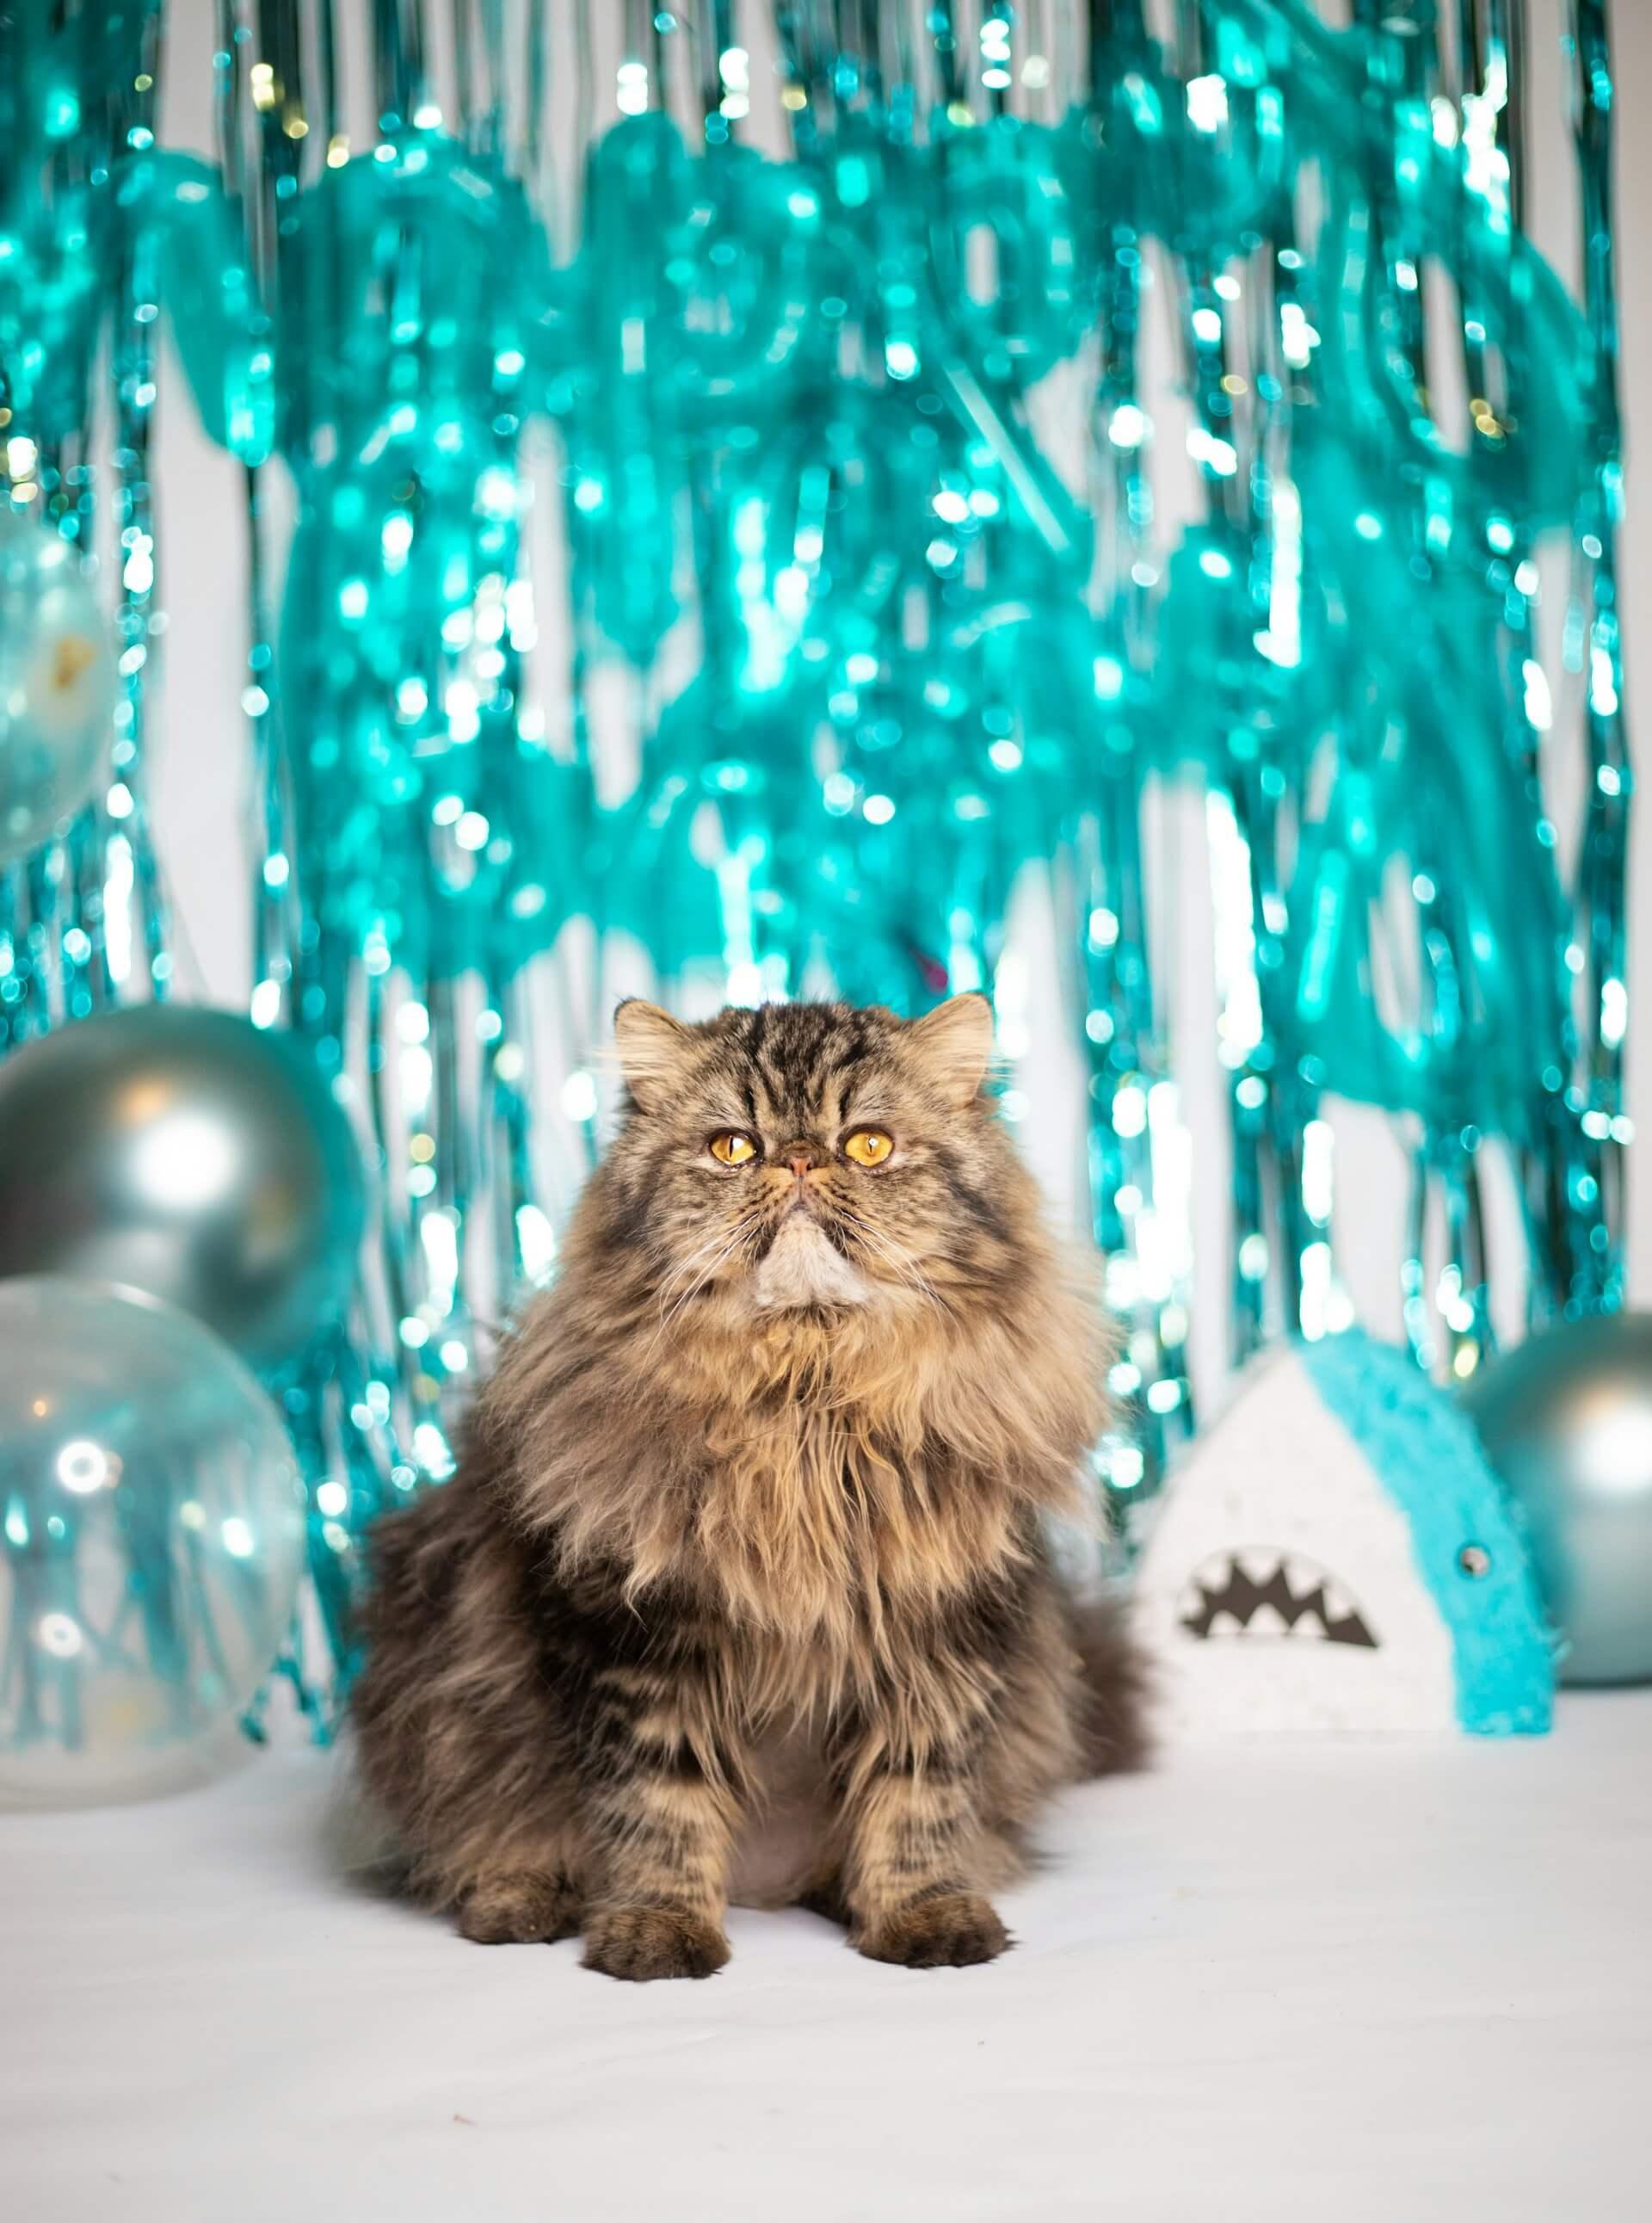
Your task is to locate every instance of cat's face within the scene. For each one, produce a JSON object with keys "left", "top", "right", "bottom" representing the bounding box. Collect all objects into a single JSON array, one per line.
[{"left": 601, "top": 996, "right": 1022, "bottom": 1319}]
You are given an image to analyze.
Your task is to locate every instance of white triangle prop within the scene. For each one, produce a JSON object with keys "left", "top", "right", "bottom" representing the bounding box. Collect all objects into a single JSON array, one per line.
[{"left": 1131, "top": 1339, "right": 1550, "bottom": 1741}]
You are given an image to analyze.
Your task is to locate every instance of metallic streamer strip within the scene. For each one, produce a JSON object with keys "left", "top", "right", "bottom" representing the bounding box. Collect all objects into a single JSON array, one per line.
[
  {"left": 108, "top": 37, "right": 172, "bottom": 1013},
  {"left": 1365, "top": 0, "right": 1502, "bottom": 1375},
  {"left": 1061, "top": 0, "right": 1196, "bottom": 1514},
  {"left": 1562, "top": 0, "right": 1630, "bottom": 1302}
]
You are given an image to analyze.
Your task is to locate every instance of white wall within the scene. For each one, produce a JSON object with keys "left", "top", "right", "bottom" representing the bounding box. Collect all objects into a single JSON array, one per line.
[{"left": 145, "top": 3, "right": 1650, "bottom": 1399}]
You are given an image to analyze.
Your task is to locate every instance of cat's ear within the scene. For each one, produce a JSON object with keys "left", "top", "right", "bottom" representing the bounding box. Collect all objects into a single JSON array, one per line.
[
  {"left": 613, "top": 999, "right": 693, "bottom": 1113},
  {"left": 905, "top": 993, "right": 995, "bottom": 1108}
]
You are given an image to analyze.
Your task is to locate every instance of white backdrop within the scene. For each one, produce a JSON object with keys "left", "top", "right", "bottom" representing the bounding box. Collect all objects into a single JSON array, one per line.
[{"left": 141, "top": 2, "right": 1650, "bottom": 1412}]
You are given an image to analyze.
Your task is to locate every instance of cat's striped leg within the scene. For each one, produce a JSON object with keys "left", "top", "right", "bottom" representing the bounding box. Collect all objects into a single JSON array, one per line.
[
  {"left": 408, "top": 1812, "right": 583, "bottom": 1945},
  {"left": 835, "top": 1707, "right": 1009, "bottom": 1969},
  {"left": 456, "top": 1863, "right": 581, "bottom": 1945},
  {"left": 578, "top": 1665, "right": 743, "bottom": 1982}
]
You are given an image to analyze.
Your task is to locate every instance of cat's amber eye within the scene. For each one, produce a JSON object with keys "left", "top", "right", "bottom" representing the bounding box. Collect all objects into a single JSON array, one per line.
[
  {"left": 709, "top": 1131, "right": 758, "bottom": 1166},
  {"left": 842, "top": 1128, "right": 894, "bottom": 1167}
]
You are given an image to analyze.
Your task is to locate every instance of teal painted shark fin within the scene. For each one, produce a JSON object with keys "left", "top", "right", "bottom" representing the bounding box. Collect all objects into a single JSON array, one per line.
[{"left": 1300, "top": 1333, "right": 1555, "bottom": 1736}]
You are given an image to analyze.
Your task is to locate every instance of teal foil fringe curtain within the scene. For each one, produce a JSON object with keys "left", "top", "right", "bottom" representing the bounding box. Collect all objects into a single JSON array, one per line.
[{"left": 0, "top": 1, "right": 1630, "bottom": 1723}]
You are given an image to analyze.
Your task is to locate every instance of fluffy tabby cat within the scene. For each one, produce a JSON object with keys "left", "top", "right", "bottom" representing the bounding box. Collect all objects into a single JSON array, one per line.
[{"left": 354, "top": 995, "right": 1143, "bottom": 1980}]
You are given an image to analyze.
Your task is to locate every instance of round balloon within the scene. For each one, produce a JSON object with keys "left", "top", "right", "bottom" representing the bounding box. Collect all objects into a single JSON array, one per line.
[
  {"left": 0, "top": 507, "right": 116, "bottom": 865},
  {"left": 1464, "top": 1312, "right": 1652, "bottom": 1685},
  {"left": 0, "top": 1277, "right": 305, "bottom": 1805},
  {"left": 0, "top": 1005, "right": 365, "bottom": 1371}
]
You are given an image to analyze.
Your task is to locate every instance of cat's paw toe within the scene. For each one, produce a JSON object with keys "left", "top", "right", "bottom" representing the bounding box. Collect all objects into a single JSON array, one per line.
[
  {"left": 857, "top": 1892, "right": 1010, "bottom": 1969},
  {"left": 583, "top": 1905, "right": 730, "bottom": 1982},
  {"left": 458, "top": 1871, "right": 579, "bottom": 1945}
]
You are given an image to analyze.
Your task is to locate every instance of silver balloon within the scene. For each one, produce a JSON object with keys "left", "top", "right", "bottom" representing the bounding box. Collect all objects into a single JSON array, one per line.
[
  {"left": 1464, "top": 1312, "right": 1652, "bottom": 1686},
  {"left": 0, "top": 507, "right": 116, "bottom": 865},
  {"left": 0, "top": 1005, "right": 365, "bottom": 1372},
  {"left": 0, "top": 1277, "right": 305, "bottom": 1806}
]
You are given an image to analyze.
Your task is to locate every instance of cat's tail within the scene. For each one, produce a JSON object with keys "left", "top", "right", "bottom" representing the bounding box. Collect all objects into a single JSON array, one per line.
[
  {"left": 1069, "top": 1594, "right": 1150, "bottom": 1776},
  {"left": 319, "top": 1725, "right": 415, "bottom": 1893}
]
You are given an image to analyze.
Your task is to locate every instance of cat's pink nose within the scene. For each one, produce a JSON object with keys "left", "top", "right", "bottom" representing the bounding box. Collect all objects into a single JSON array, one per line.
[{"left": 787, "top": 1151, "right": 817, "bottom": 1180}]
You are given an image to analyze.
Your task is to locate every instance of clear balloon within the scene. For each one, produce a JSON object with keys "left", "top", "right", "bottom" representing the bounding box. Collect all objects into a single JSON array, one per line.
[
  {"left": 0, "top": 1007, "right": 365, "bottom": 1374},
  {"left": 0, "top": 508, "right": 115, "bottom": 868},
  {"left": 0, "top": 1278, "right": 306, "bottom": 1805},
  {"left": 1464, "top": 1314, "right": 1652, "bottom": 1687}
]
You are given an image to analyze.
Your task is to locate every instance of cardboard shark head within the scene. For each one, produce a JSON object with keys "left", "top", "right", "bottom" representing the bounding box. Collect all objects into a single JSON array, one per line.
[{"left": 1133, "top": 1332, "right": 1555, "bottom": 1740}]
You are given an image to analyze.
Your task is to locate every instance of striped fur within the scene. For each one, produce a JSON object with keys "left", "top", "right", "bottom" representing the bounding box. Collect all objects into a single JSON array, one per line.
[{"left": 353, "top": 997, "right": 1144, "bottom": 1979}]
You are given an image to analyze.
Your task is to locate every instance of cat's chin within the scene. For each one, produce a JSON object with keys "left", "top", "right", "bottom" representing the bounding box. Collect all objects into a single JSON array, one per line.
[{"left": 749, "top": 1214, "right": 872, "bottom": 1312}]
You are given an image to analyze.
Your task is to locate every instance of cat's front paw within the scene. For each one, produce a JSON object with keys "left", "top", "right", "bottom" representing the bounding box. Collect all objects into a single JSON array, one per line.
[
  {"left": 857, "top": 1892, "right": 1010, "bottom": 1969},
  {"left": 458, "top": 1869, "right": 579, "bottom": 1945},
  {"left": 583, "top": 1904, "right": 730, "bottom": 1982}
]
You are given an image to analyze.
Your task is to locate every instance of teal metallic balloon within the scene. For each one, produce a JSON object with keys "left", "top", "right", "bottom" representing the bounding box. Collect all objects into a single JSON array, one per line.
[
  {"left": 604, "top": 679, "right": 835, "bottom": 991},
  {"left": 0, "top": 1276, "right": 305, "bottom": 1806},
  {"left": 0, "top": 3, "right": 269, "bottom": 460},
  {"left": 0, "top": 4, "right": 140, "bottom": 442},
  {"left": 1464, "top": 1315, "right": 1652, "bottom": 1686},
  {"left": 0, "top": 508, "right": 115, "bottom": 867},
  {"left": 928, "top": 119, "right": 1085, "bottom": 388},
  {"left": 271, "top": 137, "right": 588, "bottom": 981},
  {"left": 117, "top": 151, "right": 274, "bottom": 466},
  {"left": 1275, "top": 441, "right": 1574, "bottom": 1136},
  {"left": 0, "top": 1008, "right": 364, "bottom": 1373}
]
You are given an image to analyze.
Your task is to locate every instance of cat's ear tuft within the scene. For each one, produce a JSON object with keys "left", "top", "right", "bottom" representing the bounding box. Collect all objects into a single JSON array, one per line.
[
  {"left": 905, "top": 993, "right": 995, "bottom": 1108},
  {"left": 613, "top": 999, "right": 693, "bottom": 1113}
]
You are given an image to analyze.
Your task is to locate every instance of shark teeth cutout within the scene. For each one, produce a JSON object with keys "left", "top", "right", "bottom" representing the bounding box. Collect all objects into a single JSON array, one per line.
[{"left": 1178, "top": 1548, "right": 1379, "bottom": 1649}]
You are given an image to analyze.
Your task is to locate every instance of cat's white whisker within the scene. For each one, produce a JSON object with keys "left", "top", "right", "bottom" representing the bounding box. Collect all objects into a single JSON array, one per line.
[
  {"left": 831, "top": 1205, "right": 946, "bottom": 1315},
  {"left": 646, "top": 1210, "right": 766, "bottom": 1354}
]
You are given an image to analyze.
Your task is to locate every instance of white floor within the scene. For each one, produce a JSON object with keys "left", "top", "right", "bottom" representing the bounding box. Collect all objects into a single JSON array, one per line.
[{"left": 5, "top": 1694, "right": 1649, "bottom": 2223}]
